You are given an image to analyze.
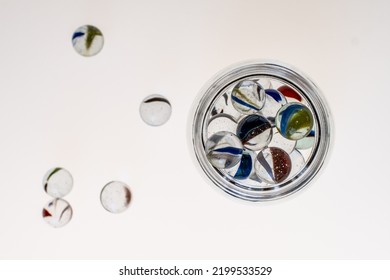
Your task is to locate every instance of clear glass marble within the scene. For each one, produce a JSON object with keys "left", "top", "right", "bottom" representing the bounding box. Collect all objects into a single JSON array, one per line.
[
  {"left": 139, "top": 94, "right": 172, "bottom": 126},
  {"left": 287, "top": 149, "right": 306, "bottom": 179},
  {"left": 211, "top": 92, "right": 242, "bottom": 120},
  {"left": 296, "top": 129, "right": 315, "bottom": 150},
  {"left": 43, "top": 167, "right": 73, "bottom": 198},
  {"left": 206, "top": 113, "right": 237, "bottom": 140},
  {"left": 192, "top": 61, "right": 332, "bottom": 201},
  {"left": 100, "top": 181, "right": 131, "bottom": 213},
  {"left": 268, "top": 132, "right": 296, "bottom": 154},
  {"left": 42, "top": 198, "right": 73, "bottom": 228},
  {"left": 72, "top": 25, "right": 104, "bottom": 57}
]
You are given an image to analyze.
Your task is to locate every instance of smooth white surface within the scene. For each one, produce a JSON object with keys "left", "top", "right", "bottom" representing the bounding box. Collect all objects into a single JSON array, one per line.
[{"left": 0, "top": 0, "right": 389, "bottom": 259}]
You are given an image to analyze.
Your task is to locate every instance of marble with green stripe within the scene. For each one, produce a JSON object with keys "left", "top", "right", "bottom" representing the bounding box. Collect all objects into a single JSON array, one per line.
[
  {"left": 275, "top": 103, "right": 314, "bottom": 140},
  {"left": 72, "top": 25, "right": 104, "bottom": 57}
]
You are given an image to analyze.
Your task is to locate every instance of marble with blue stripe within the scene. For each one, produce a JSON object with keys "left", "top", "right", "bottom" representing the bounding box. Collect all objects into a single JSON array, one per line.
[
  {"left": 231, "top": 80, "right": 265, "bottom": 114},
  {"left": 236, "top": 114, "right": 272, "bottom": 151},
  {"left": 227, "top": 149, "right": 256, "bottom": 180},
  {"left": 205, "top": 131, "right": 243, "bottom": 169},
  {"left": 276, "top": 103, "right": 314, "bottom": 140},
  {"left": 72, "top": 25, "right": 104, "bottom": 57},
  {"left": 261, "top": 88, "right": 287, "bottom": 118}
]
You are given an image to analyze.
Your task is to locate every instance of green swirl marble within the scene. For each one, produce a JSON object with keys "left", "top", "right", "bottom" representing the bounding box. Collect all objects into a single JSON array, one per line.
[{"left": 276, "top": 103, "right": 314, "bottom": 140}]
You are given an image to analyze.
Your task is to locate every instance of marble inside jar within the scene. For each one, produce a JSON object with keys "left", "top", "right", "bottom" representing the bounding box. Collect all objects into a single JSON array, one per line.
[{"left": 204, "top": 76, "right": 317, "bottom": 188}]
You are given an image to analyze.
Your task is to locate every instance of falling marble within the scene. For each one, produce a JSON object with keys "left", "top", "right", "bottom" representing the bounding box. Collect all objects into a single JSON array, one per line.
[
  {"left": 276, "top": 103, "right": 314, "bottom": 140},
  {"left": 296, "top": 129, "right": 316, "bottom": 150},
  {"left": 255, "top": 147, "right": 292, "bottom": 184},
  {"left": 207, "top": 114, "right": 237, "bottom": 139},
  {"left": 261, "top": 89, "right": 287, "bottom": 118},
  {"left": 72, "top": 25, "right": 104, "bottom": 57},
  {"left": 268, "top": 132, "right": 296, "bottom": 154},
  {"left": 42, "top": 198, "right": 73, "bottom": 228},
  {"left": 43, "top": 167, "right": 73, "bottom": 198},
  {"left": 100, "top": 181, "right": 132, "bottom": 213},
  {"left": 140, "top": 94, "right": 172, "bottom": 126},
  {"left": 226, "top": 149, "right": 257, "bottom": 180},
  {"left": 205, "top": 131, "right": 243, "bottom": 169},
  {"left": 236, "top": 115, "right": 272, "bottom": 151},
  {"left": 231, "top": 80, "right": 265, "bottom": 114}
]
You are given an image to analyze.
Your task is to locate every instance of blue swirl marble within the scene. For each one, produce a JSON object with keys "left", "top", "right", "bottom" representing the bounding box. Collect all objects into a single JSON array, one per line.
[
  {"left": 233, "top": 150, "right": 254, "bottom": 179},
  {"left": 231, "top": 80, "right": 265, "bottom": 114},
  {"left": 261, "top": 89, "right": 287, "bottom": 119},
  {"left": 236, "top": 115, "right": 272, "bottom": 151},
  {"left": 205, "top": 131, "right": 243, "bottom": 169},
  {"left": 276, "top": 103, "right": 314, "bottom": 140}
]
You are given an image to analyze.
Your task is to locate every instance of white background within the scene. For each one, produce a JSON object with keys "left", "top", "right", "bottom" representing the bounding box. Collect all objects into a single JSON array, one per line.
[{"left": 0, "top": 0, "right": 389, "bottom": 259}]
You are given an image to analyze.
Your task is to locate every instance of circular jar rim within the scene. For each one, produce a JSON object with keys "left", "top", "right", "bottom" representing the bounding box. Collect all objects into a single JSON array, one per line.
[{"left": 192, "top": 60, "right": 333, "bottom": 201}]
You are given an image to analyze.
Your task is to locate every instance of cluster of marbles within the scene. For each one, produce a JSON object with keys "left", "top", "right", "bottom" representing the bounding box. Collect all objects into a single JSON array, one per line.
[
  {"left": 41, "top": 24, "right": 132, "bottom": 223},
  {"left": 42, "top": 167, "right": 133, "bottom": 228},
  {"left": 42, "top": 167, "right": 73, "bottom": 228},
  {"left": 205, "top": 78, "right": 315, "bottom": 187}
]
